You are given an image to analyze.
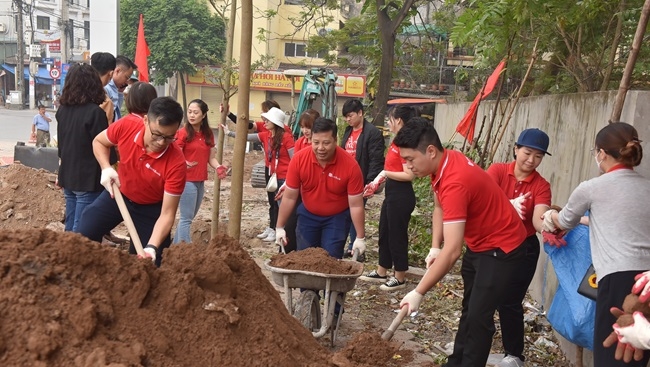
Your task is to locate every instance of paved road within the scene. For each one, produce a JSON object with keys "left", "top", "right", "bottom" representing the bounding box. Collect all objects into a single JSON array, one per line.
[{"left": 0, "top": 107, "right": 58, "bottom": 160}]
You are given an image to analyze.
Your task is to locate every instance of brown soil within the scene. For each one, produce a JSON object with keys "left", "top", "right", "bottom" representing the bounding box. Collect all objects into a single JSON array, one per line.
[
  {"left": 269, "top": 247, "right": 361, "bottom": 275},
  {"left": 617, "top": 314, "right": 635, "bottom": 327},
  {"left": 622, "top": 293, "right": 650, "bottom": 316}
]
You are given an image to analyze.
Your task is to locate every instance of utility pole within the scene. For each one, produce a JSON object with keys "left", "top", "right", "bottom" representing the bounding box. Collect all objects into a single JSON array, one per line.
[
  {"left": 14, "top": 0, "right": 25, "bottom": 109},
  {"left": 59, "top": 0, "right": 69, "bottom": 63}
]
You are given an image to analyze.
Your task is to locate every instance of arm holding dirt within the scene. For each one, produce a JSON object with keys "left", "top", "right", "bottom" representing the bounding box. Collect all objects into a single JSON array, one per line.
[{"left": 147, "top": 194, "right": 181, "bottom": 248}]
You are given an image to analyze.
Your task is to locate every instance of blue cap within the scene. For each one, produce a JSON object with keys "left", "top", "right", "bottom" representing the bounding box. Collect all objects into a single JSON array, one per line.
[{"left": 516, "top": 128, "right": 551, "bottom": 156}]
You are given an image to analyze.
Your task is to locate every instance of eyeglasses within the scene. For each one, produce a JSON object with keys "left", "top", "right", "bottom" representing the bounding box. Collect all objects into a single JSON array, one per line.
[
  {"left": 148, "top": 124, "right": 177, "bottom": 143},
  {"left": 590, "top": 147, "right": 600, "bottom": 156}
]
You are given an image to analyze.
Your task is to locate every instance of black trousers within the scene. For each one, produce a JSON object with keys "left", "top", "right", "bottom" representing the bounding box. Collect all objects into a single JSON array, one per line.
[
  {"left": 594, "top": 270, "right": 650, "bottom": 367},
  {"left": 497, "top": 234, "right": 540, "bottom": 361},
  {"left": 377, "top": 179, "right": 415, "bottom": 272},
  {"left": 444, "top": 243, "right": 526, "bottom": 367},
  {"left": 77, "top": 190, "right": 170, "bottom": 267},
  {"left": 265, "top": 166, "right": 278, "bottom": 229}
]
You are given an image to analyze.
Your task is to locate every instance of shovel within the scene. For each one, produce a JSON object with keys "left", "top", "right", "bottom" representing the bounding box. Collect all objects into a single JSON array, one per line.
[
  {"left": 111, "top": 182, "right": 145, "bottom": 257},
  {"left": 381, "top": 306, "right": 409, "bottom": 340}
]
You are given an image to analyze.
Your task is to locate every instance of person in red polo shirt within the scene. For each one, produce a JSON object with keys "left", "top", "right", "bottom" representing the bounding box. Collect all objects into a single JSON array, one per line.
[
  {"left": 487, "top": 128, "right": 552, "bottom": 367},
  {"left": 275, "top": 117, "right": 366, "bottom": 259},
  {"left": 393, "top": 120, "right": 527, "bottom": 367},
  {"left": 77, "top": 97, "right": 186, "bottom": 267}
]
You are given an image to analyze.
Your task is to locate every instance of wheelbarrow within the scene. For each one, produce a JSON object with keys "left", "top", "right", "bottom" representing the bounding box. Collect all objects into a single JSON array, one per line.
[{"left": 264, "top": 253, "right": 363, "bottom": 346}]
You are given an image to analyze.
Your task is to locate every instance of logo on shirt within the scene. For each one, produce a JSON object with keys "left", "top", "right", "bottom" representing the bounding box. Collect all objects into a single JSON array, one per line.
[
  {"left": 145, "top": 163, "right": 161, "bottom": 177},
  {"left": 328, "top": 172, "right": 341, "bottom": 181}
]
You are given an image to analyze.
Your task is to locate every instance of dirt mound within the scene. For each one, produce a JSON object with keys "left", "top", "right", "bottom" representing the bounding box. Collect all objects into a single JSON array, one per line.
[
  {"left": 0, "top": 229, "right": 344, "bottom": 366},
  {"left": 0, "top": 164, "right": 64, "bottom": 230},
  {"left": 269, "top": 247, "right": 360, "bottom": 275}
]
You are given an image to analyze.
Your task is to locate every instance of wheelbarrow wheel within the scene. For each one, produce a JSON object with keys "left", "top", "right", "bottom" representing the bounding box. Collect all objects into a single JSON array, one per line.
[{"left": 294, "top": 290, "right": 321, "bottom": 332}]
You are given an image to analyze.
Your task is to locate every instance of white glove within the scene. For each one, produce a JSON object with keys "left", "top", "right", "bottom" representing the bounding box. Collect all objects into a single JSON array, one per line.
[
  {"left": 372, "top": 170, "right": 387, "bottom": 185},
  {"left": 275, "top": 227, "right": 287, "bottom": 246},
  {"left": 510, "top": 192, "right": 530, "bottom": 220},
  {"left": 141, "top": 244, "right": 157, "bottom": 263},
  {"left": 541, "top": 209, "right": 558, "bottom": 232},
  {"left": 633, "top": 271, "right": 650, "bottom": 303},
  {"left": 352, "top": 237, "right": 366, "bottom": 255},
  {"left": 100, "top": 167, "right": 120, "bottom": 197},
  {"left": 400, "top": 290, "right": 424, "bottom": 314},
  {"left": 425, "top": 248, "right": 441, "bottom": 269},
  {"left": 614, "top": 312, "right": 650, "bottom": 350}
]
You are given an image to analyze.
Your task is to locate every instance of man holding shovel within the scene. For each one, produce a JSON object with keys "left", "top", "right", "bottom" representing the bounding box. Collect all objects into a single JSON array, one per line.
[
  {"left": 77, "top": 97, "right": 186, "bottom": 267},
  {"left": 393, "top": 120, "right": 527, "bottom": 367}
]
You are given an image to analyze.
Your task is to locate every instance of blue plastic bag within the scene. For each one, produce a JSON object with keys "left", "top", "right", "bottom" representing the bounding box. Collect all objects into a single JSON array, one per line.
[{"left": 544, "top": 224, "right": 596, "bottom": 350}]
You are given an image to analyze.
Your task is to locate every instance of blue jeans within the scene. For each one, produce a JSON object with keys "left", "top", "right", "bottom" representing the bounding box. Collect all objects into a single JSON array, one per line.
[
  {"left": 174, "top": 181, "right": 205, "bottom": 244},
  {"left": 64, "top": 189, "right": 101, "bottom": 232},
  {"left": 296, "top": 204, "right": 351, "bottom": 259}
]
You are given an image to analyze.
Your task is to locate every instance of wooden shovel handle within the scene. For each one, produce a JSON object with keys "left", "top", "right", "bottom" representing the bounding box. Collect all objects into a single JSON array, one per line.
[
  {"left": 112, "top": 182, "right": 145, "bottom": 257},
  {"left": 381, "top": 306, "right": 410, "bottom": 340}
]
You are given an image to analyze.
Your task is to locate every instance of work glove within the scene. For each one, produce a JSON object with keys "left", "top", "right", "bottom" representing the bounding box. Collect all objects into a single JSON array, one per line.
[
  {"left": 425, "top": 248, "right": 441, "bottom": 269},
  {"left": 216, "top": 165, "right": 228, "bottom": 179},
  {"left": 275, "top": 227, "right": 287, "bottom": 246},
  {"left": 541, "top": 209, "right": 559, "bottom": 233},
  {"left": 633, "top": 271, "right": 650, "bottom": 303},
  {"left": 542, "top": 230, "right": 567, "bottom": 247},
  {"left": 139, "top": 244, "right": 157, "bottom": 263},
  {"left": 363, "top": 175, "right": 387, "bottom": 198},
  {"left": 604, "top": 307, "right": 646, "bottom": 362},
  {"left": 274, "top": 183, "right": 286, "bottom": 201},
  {"left": 352, "top": 237, "right": 366, "bottom": 255},
  {"left": 400, "top": 290, "right": 424, "bottom": 314},
  {"left": 614, "top": 312, "right": 650, "bottom": 350},
  {"left": 100, "top": 167, "right": 120, "bottom": 198},
  {"left": 510, "top": 192, "right": 530, "bottom": 220}
]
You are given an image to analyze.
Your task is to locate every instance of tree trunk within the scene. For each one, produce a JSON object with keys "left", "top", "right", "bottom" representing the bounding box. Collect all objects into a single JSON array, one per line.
[
  {"left": 227, "top": 0, "right": 252, "bottom": 240},
  {"left": 610, "top": 0, "right": 650, "bottom": 123},
  {"left": 211, "top": 0, "right": 237, "bottom": 238},
  {"left": 179, "top": 72, "right": 187, "bottom": 113},
  {"left": 601, "top": 0, "right": 625, "bottom": 91}
]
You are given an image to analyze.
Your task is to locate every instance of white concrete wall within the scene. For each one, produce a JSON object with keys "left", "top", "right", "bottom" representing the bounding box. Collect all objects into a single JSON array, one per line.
[
  {"left": 434, "top": 91, "right": 650, "bottom": 366},
  {"left": 89, "top": 0, "right": 118, "bottom": 55}
]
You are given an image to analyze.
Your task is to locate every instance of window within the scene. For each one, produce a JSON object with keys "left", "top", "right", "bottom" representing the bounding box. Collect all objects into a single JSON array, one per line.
[
  {"left": 284, "top": 42, "right": 321, "bottom": 58},
  {"left": 36, "top": 16, "right": 50, "bottom": 30},
  {"left": 84, "top": 20, "right": 90, "bottom": 42}
]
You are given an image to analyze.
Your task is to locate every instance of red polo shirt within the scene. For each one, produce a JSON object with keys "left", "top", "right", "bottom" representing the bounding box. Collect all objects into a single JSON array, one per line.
[
  {"left": 258, "top": 130, "right": 294, "bottom": 179},
  {"left": 106, "top": 114, "right": 186, "bottom": 204},
  {"left": 487, "top": 161, "right": 552, "bottom": 237},
  {"left": 286, "top": 146, "right": 364, "bottom": 216},
  {"left": 255, "top": 120, "right": 292, "bottom": 135},
  {"left": 430, "top": 149, "right": 526, "bottom": 253},
  {"left": 294, "top": 136, "right": 311, "bottom": 152},
  {"left": 385, "top": 142, "right": 405, "bottom": 171},
  {"left": 176, "top": 129, "right": 215, "bottom": 182}
]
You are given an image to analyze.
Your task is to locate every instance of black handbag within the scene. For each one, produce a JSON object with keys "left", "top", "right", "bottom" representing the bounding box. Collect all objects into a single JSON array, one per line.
[{"left": 577, "top": 264, "right": 598, "bottom": 301}]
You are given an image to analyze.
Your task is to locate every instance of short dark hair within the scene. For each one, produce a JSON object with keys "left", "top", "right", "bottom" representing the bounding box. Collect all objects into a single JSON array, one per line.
[
  {"left": 125, "top": 82, "right": 157, "bottom": 114},
  {"left": 299, "top": 109, "right": 320, "bottom": 129},
  {"left": 393, "top": 117, "right": 443, "bottom": 153},
  {"left": 59, "top": 63, "right": 105, "bottom": 106},
  {"left": 388, "top": 104, "right": 419, "bottom": 123},
  {"left": 148, "top": 97, "right": 184, "bottom": 127},
  {"left": 90, "top": 52, "right": 116, "bottom": 76},
  {"left": 311, "top": 117, "right": 337, "bottom": 138},
  {"left": 342, "top": 99, "right": 364, "bottom": 116},
  {"left": 116, "top": 55, "right": 137, "bottom": 70},
  {"left": 261, "top": 100, "right": 280, "bottom": 112}
]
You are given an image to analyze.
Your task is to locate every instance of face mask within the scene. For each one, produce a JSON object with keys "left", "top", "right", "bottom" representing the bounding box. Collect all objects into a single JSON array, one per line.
[{"left": 594, "top": 150, "right": 604, "bottom": 173}]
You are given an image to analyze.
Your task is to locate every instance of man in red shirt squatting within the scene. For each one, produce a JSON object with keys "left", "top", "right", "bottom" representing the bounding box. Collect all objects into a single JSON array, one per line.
[
  {"left": 393, "top": 120, "right": 527, "bottom": 367},
  {"left": 275, "top": 117, "right": 367, "bottom": 259},
  {"left": 77, "top": 97, "right": 186, "bottom": 267}
]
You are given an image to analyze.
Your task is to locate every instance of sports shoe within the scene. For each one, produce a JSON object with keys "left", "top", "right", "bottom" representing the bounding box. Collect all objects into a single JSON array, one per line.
[
  {"left": 261, "top": 229, "right": 276, "bottom": 242},
  {"left": 495, "top": 355, "right": 525, "bottom": 367},
  {"left": 359, "top": 270, "right": 388, "bottom": 283},
  {"left": 256, "top": 227, "right": 271, "bottom": 239},
  {"left": 380, "top": 277, "right": 406, "bottom": 291}
]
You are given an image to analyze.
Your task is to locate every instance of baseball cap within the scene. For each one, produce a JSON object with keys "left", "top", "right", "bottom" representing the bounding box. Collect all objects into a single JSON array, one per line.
[
  {"left": 260, "top": 107, "right": 285, "bottom": 128},
  {"left": 516, "top": 128, "right": 551, "bottom": 155}
]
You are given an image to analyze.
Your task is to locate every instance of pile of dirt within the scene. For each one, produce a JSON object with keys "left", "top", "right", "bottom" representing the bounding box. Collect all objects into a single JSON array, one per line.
[
  {"left": 333, "top": 333, "right": 401, "bottom": 366},
  {"left": 0, "top": 229, "right": 403, "bottom": 366},
  {"left": 269, "top": 247, "right": 360, "bottom": 275},
  {"left": 0, "top": 164, "right": 64, "bottom": 230}
]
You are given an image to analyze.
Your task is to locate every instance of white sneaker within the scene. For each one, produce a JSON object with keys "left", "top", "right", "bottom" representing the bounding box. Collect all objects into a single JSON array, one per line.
[
  {"left": 256, "top": 227, "right": 271, "bottom": 239},
  {"left": 495, "top": 355, "right": 525, "bottom": 367},
  {"left": 262, "top": 229, "right": 276, "bottom": 242}
]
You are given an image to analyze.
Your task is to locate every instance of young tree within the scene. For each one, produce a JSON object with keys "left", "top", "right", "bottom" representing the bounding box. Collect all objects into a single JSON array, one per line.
[{"left": 120, "top": 0, "right": 226, "bottom": 107}]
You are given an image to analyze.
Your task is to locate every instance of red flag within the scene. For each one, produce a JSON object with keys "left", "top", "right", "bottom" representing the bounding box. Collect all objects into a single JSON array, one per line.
[
  {"left": 134, "top": 14, "right": 150, "bottom": 82},
  {"left": 455, "top": 60, "right": 506, "bottom": 144}
]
